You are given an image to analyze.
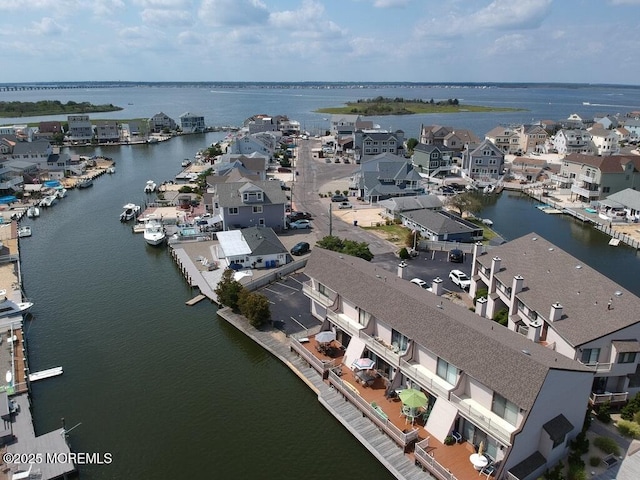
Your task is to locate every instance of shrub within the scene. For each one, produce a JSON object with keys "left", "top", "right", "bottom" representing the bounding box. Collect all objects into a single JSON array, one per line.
[
  {"left": 568, "top": 450, "right": 584, "bottom": 469},
  {"left": 621, "top": 392, "right": 640, "bottom": 420},
  {"left": 398, "top": 247, "right": 410, "bottom": 260},
  {"left": 214, "top": 268, "right": 245, "bottom": 310},
  {"left": 570, "top": 431, "right": 589, "bottom": 455},
  {"left": 444, "top": 436, "right": 455, "bottom": 446},
  {"left": 589, "top": 456, "right": 601, "bottom": 467},
  {"left": 493, "top": 308, "right": 509, "bottom": 326},
  {"left": 567, "top": 464, "right": 586, "bottom": 480},
  {"left": 596, "top": 401, "right": 611, "bottom": 423},
  {"left": 238, "top": 290, "right": 271, "bottom": 328},
  {"left": 617, "top": 419, "right": 640, "bottom": 439},
  {"left": 544, "top": 463, "right": 564, "bottom": 480},
  {"left": 593, "top": 436, "right": 620, "bottom": 455},
  {"left": 634, "top": 411, "right": 640, "bottom": 424}
]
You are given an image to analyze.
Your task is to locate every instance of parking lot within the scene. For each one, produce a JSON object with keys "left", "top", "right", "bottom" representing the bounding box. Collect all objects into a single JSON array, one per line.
[{"left": 258, "top": 272, "right": 321, "bottom": 336}]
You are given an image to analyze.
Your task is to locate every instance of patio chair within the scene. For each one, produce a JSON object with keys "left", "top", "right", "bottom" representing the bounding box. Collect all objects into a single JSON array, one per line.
[
  {"left": 479, "top": 461, "right": 498, "bottom": 478},
  {"left": 451, "top": 430, "right": 463, "bottom": 443}
]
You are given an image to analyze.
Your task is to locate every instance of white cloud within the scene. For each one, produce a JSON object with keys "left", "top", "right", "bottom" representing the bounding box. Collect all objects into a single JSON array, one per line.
[
  {"left": 269, "top": 0, "right": 325, "bottom": 29},
  {"left": 609, "top": 0, "right": 640, "bottom": 5},
  {"left": 31, "top": 17, "right": 66, "bottom": 36},
  {"left": 91, "top": 0, "right": 126, "bottom": 16},
  {"left": 198, "top": 0, "right": 269, "bottom": 27},
  {"left": 372, "top": 0, "right": 411, "bottom": 7},
  {"left": 487, "top": 33, "right": 531, "bottom": 55},
  {"left": 141, "top": 8, "right": 193, "bottom": 27},
  {"left": 471, "top": 0, "right": 551, "bottom": 30}
]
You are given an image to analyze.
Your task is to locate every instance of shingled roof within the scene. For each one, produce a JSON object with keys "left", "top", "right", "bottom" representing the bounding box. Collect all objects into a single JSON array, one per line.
[
  {"left": 477, "top": 233, "right": 640, "bottom": 347},
  {"left": 304, "top": 248, "right": 591, "bottom": 410}
]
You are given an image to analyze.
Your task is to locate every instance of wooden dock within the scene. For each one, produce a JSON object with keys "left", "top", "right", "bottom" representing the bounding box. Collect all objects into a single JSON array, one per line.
[
  {"left": 28, "top": 366, "right": 63, "bottom": 382},
  {"left": 185, "top": 294, "right": 207, "bottom": 306}
]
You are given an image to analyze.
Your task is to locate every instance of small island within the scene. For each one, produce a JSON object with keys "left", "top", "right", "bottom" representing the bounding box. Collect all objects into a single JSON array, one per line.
[
  {"left": 0, "top": 100, "right": 123, "bottom": 118},
  {"left": 316, "top": 96, "right": 524, "bottom": 115}
]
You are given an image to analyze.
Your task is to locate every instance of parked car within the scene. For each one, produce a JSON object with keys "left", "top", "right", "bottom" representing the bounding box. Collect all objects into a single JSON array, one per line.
[
  {"left": 410, "top": 278, "right": 432, "bottom": 291},
  {"left": 331, "top": 194, "right": 348, "bottom": 202},
  {"left": 449, "top": 270, "right": 471, "bottom": 290},
  {"left": 277, "top": 167, "right": 292, "bottom": 173},
  {"left": 291, "top": 242, "right": 310, "bottom": 256},
  {"left": 448, "top": 249, "right": 464, "bottom": 263},
  {"left": 289, "top": 219, "right": 311, "bottom": 229},
  {"left": 288, "top": 211, "right": 312, "bottom": 222},
  {"left": 338, "top": 202, "right": 352, "bottom": 209}
]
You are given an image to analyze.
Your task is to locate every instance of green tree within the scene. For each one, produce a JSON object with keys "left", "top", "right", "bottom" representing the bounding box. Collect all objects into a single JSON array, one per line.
[
  {"left": 214, "top": 268, "right": 245, "bottom": 310},
  {"left": 342, "top": 239, "right": 374, "bottom": 261},
  {"left": 317, "top": 235, "right": 344, "bottom": 251},
  {"left": 445, "top": 192, "right": 482, "bottom": 216},
  {"left": 238, "top": 290, "right": 271, "bottom": 328},
  {"left": 406, "top": 138, "right": 418, "bottom": 154}
]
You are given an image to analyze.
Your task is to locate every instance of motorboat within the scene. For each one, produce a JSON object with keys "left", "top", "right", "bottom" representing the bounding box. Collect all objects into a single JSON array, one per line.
[
  {"left": 144, "top": 180, "right": 157, "bottom": 193},
  {"left": 77, "top": 177, "right": 93, "bottom": 188},
  {"left": 120, "top": 203, "right": 140, "bottom": 222},
  {"left": 56, "top": 187, "right": 68, "bottom": 199},
  {"left": 18, "top": 226, "right": 32, "bottom": 238},
  {"left": 143, "top": 215, "right": 166, "bottom": 246},
  {"left": 106, "top": 166, "right": 116, "bottom": 174},
  {"left": 181, "top": 159, "right": 192, "bottom": 167},
  {"left": 0, "top": 289, "right": 33, "bottom": 316},
  {"left": 26, "top": 206, "right": 40, "bottom": 218},
  {"left": 38, "top": 195, "right": 58, "bottom": 208},
  {"left": 483, "top": 184, "right": 496, "bottom": 194}
]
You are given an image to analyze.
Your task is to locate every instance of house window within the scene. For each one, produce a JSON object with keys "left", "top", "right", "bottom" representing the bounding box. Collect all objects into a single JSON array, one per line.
[
  {"left": 228, "top": 207, "right": 239, "bottom": 215},
  {"left": 391, "top": 329, "right": 408, "bottom": 353},
  {"left": 619, "top": 352, "right": 637, "bottom": 364},
  {"left": 475, "top": 159, "right": 482, "bottom": 165},
  {"left": 489, "top": 159, "right": 497, "bottom": 165},
  {"left": 492, "top": 393, "right": 518, "bottom": 426},
  {"left": 436, "top": 358, "right": 458, "bottom": 385},
  {"left": 581, "top": 348, "right": 600, "bottom": 364},
  {"left": 252, "top": 206, "right": 263, "bottom": 214},
  {"left": 318, "top": 283, "right": 328, "bottom": 297},
  {"left": 483, "top": 150, "right": 492, "bottom": 156},
  {"left": 358, "top": 308, "right": 368, "bottom": 326}
]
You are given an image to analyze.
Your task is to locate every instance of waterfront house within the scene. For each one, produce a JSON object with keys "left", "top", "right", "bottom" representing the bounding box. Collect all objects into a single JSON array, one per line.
[
  {"left": 469, "top": 233, "right": 640, "bottom": 407},
  {"left": 587, "top": 124, "right": 619, "bottom": 156},
  {"left": 9, "top": 139, "right": 52, "bottom": 168},
  {"left": 149, "top": 112, "right": 176, "bottom": 133},
  {"left": 463, "top": 139, "right": 505, "bottom": 182},
  {"left": 418, "top": 125, "right": 480, "bottom": 151},
  {"left": 67, "top": 115, "right": 94, "bottom": 142},
  {"left": 35, "top": 121, "right": 63, "bottom": 141},
  {"left": 400, "top": 209, "right": 483, "bottom": 243},
  {"left": 598, "top": 188, "right": 640, "bottom": 222},
  {"left": 95, "top": 120, "right": 120, "bottom": 143},
  {"left": 485, "top": 126, "right": 520, "bottom": 154},
  {"left": 622, "top": 118, "right": 640, "bottom": 140},
  {"left": 302, "top": 248, "right": 593, "bottom": 480},
  {"left": 411, "top": 143, "right": 457, "bottom": 178},
  {"left": 214, "top": 152, "right": 269, "bottom": 181},
  {"left": 211, "top": 180, "right": 287, "bottom": 231},
  {"left": 179, "top": 112, "right": 205, "bottom": 133},
  {"left": 330, "top": 114, "right": 364, "bottom": 135},
  {"left": 228, "top": 132, "right": 277, "bottom": 160},
  {"left": 378, "top": 194, "right": 443, "bottom": 221},
  {"left": 514, "top": 124, "right": 548, "bottom": 154},
  {"left": 215, "top": 226, "right": 289, "bottom": 270},
  {"left": 351, "top": 152, "right": 423, "bottom": 203},
  {"left": 554, "top": 153, "right": 640, "bottom": 202},
  {"left": 507, "top": 157, "right": 548, "bottom": 183},
  {"left": 594, "top": 114, "right": 619, "bottom": 130},
  {"left": 353, "top": 129, "right": 405, "bottom": 163},
  {"left": 551, "top": 129, "right": 594, "bottom": 155}
]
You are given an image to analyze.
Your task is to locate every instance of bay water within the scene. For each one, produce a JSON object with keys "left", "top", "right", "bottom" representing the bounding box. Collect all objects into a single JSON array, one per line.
[{"left": 7, "top": 83, "right": 640, "bottom": 478}]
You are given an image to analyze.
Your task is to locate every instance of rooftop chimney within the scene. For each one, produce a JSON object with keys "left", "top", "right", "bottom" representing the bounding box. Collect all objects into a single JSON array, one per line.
[
  {"left": 549, "top": 302, "right": 563, "bottom": 322},
  {"left": 512, "top": 275, "right": 524, "bottom": 295},
  {"left": 432, "top": 277, "right": 444, "bottom": 296},
  {"left": 475, "top": 296, "right": 488, "bottom": 317},
  {"left": 491, "top": 256, "right": 501, "bottom": 274}
]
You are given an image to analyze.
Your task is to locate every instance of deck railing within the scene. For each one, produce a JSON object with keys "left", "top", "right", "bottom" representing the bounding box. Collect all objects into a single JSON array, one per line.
[
  {"left": 289, "top": 337, "right": 335, "bottom": 374},
  {"left": 590, "top": 391, "right": 628, "bottom": 405},
  {"left": 327, "top": 370, "right": 419, "bottom": 448},
  {"left": 399, "top": 359, "right": 451, "bottom": 399},
  {"left": 449, "top": 393, "right": 513, "bottom": 445},
  {"left": 415, "top": 439, "right": 459, "bottom": 480}
]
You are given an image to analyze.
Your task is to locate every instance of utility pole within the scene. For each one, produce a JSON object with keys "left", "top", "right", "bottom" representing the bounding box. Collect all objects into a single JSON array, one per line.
[{"left": 329, "top": 202, "right": 332, "bottom": 236}]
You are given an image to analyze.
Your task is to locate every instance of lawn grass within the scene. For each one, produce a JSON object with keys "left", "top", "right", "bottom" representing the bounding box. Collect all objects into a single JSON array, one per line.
[{"left": 362, "top": 223, "right": 409, "bottom": 246}]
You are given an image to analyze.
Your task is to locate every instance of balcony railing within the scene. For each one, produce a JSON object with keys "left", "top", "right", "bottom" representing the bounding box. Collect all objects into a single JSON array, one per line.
[
  {"left": 550, "top": 174, "right": 573, "bottom": 184},
  {"left": 579, "top": 173, "right": 598, "bottom": 183},
  {"left": 325, "top": 309, "right": 362, "bottom": 337},
  {"left": 571, "top": 185, "right": 600, "bottom": 198},
  {"left": 415, "top": 439, "right": 459, "bottom": 480},
  {"left": 449, "top": 393, "right": 513, "bottom": 445},
  {"left": 327, "top": 370, "right": 419, "bottom": 448},
  {"left": 301, "top": 281, "right": 335, "bottom": 308},
  {"left": 590, "top": 391, "right": 628, "bottom": 405},
  {"left": 580, "top": 361, "right": 613, "bottom": 373},
  {"left": 358, "top": 331, "right": 401, "bottom": 367},
  {"left": 290, "top": 337, "right": 336, "bottom": 374},
  {"left": 399, "top": 360, "right": 452, "bottom": 399}
]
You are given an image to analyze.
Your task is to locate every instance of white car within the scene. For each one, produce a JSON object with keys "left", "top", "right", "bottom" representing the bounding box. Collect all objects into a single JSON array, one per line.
[
  {"left": 449, "top": 270, "right": 471, "bottom": 290},
  {"left": 410, "top": 278, "right": 432, "bottom": 291},
  {"left": 289, "top": 219, "right": 311, "bottom": 229},
  {"left": 338, "top": 201, "right": 353, "bottom": 209}
]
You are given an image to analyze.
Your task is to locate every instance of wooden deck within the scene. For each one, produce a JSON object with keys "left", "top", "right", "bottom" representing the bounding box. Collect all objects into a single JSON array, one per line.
[{"left": 298, "top": 337, "right": 496, "bottom": 480}]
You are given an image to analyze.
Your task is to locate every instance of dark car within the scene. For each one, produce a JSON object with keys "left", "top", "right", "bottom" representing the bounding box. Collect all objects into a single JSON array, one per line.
[
  {"left": 291, "top": 242, "right": 310, "bottom": 256},
  {"left": 449, "top": 249, "right": 464, "bottom": 263},
  {"left": 331, "top": 194, "right": 348, "bottom": 202},
  {"left": 287, "top": 211, "right": 312, "bottom": 222}
]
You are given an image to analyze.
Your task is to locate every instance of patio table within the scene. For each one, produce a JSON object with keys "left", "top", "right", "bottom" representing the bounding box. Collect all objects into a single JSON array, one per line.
[{"left": 470, "top": 453, "right": 488, "bottom": 471}]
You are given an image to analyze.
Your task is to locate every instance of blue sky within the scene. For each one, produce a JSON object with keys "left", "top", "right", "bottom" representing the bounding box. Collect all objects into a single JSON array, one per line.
[{"left": 4, "top": 0, "right": 640, "bottom": 84}]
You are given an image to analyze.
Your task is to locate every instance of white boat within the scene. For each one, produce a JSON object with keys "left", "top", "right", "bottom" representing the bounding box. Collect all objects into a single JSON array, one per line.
[
  {"left": 77, "top": 177, "right": 93, "bottom": 188},
  {"left": 39, "top": 195, "right": 58, "bottom": 208},
  {"left": 18, "top": 226, "right": 32, "bottom": 238},
  {"left": 144, "top": 180, "right": 157, "bottom": 193},
  {"left": 482, "top": 218, "right": 494, "bottom": 226},
  {"left": 483, "top": 184, "right": 496, "bottom": 194},
  {"left": 120, "top": 203, "right": 140, "bottom": 222},
  {"left": 181, "top": 159, "right": 192, "bottom": 167},
  {"left": 56, "top": 187, "right": 67, "bottom": 198},
  {"left": 143, "top": 216, "right": 166, "bottom": 246},
  {"left": 106, "top": 166, "right": 116, "bottom": 174},
  {"left": 0, "top": 289, "right": 33, "bottom": 315},
  {"left": 26, "top": 206, "right": 40, "bottom": 218}
]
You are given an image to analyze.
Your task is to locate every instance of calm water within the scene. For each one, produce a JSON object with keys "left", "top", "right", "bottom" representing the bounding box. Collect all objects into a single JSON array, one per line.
[{"left": 8, "top": 84, "right": 640, "bottom": 479}]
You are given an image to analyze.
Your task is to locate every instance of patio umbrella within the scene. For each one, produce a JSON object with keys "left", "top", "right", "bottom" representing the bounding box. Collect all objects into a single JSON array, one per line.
[
  {"left": 315, "top": 331, "right": 336, "bottom": 344},
  {"left": 478, "top": 441, "right": 485, "bottom": 457},
  {"left": 398, "top": 388, "right": 428, "bottom": 409},
  {"left": 352, "top": 357, "right": 376, "bottom": 371}
]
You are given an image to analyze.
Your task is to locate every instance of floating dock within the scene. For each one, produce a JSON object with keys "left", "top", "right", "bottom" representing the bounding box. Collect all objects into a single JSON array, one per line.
[
  {"left": 28, "top": 366, "right": 63, "bottom": 382},
  {"left": 185, "top": 294, "right": 206, "bottom": 306},
  {"left": 609, "top": 238, "right": 621, "bottom": 246}
]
